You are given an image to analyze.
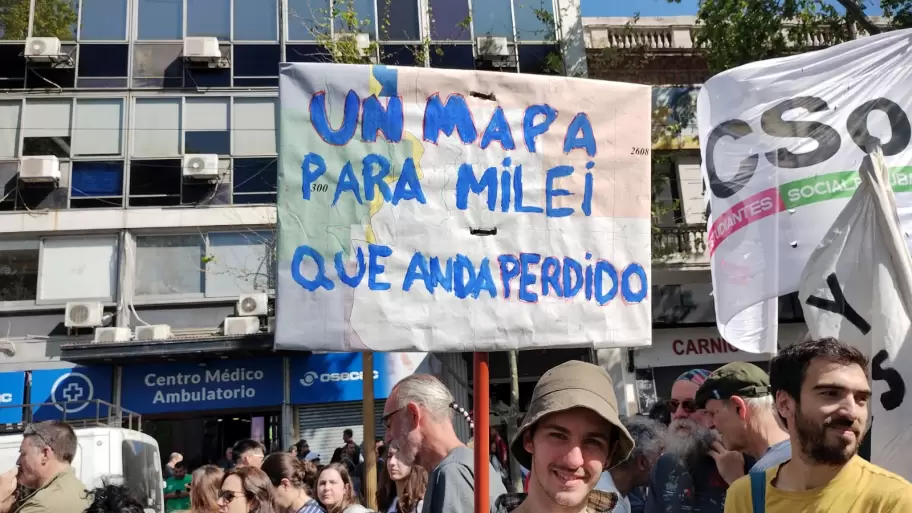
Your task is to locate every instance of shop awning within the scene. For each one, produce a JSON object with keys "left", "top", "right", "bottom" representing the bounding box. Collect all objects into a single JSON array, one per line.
[{"left": 59, "top": 333, "right": 277, "bottom": 363}]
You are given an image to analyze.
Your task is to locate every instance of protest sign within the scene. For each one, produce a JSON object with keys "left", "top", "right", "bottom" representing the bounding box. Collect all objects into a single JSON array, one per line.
[
  {"left": 799, "top": 147, "right": 912, "bottom": 480},
  {"left": 697, "top": 29, "right": 912, "bottom": 352},
  {"left": 275, "top": 63, "right": 652, "bottom": 352}
]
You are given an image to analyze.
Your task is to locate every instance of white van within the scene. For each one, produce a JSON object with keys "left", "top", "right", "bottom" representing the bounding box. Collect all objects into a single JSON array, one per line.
[{"left": 0, "top": 427, "right": 164, "bottom": 513}]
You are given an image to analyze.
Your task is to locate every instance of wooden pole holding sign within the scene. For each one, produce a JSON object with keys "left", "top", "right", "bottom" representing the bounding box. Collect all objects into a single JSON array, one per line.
[
  {"left": 474, "top": 352, "right": 491, "bottom": 513},
  {"left": 362, "top": 352, "right": 377, "bottom": 510}
]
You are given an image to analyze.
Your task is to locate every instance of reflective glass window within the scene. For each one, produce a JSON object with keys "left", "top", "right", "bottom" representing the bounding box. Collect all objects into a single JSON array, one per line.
[
  {"left": 132, "top": 44, "right": 183, "bottom": 87},
  {"left": 184, "top": 98, "right": 230, "bottom": 155},
  {"left": 232, "top": 98, "right": 276, "bottom": 156},
  {"left": 0, "top": 46, "right": 26, "bottom": 88},
  {"left": 0, "top": 101, "right": 21, "bottom": 159},
  {"left": 22, "top": 99, "right": 72, "bottom": 159},
  {"left": 133, "top": 98, "right": 181, "bottom": 157},
  {"left": 137, "top": 0, "right": 182, "bottom": 40},
  {"left": 79, "top": 0, "right": 127, "bottom": 40},
  {"left": 77, "top": 44, "right": 128, "bottom": 88},
  {"left": 232, "top": 158, "right": 277, "bottom": 204},
  {"left": 184, "top": 45, "right": 231, "bottom": 87},
  {"left": 429, "top": 44, "right": 473, "bottom": 69},
  {"left": 24, "top": 44, "right": 76, "bottom": 88},
  {"left": 70, "top": 161, "right": 124, "bottom": 208},
  {"left": 32, "top": 0, "right": 78, "bottom": 40},
  {"left": 472, "top": 0, "right": 513, "bottom": 38},
  {"left": 287, "top": 0, "right": 330, "bottom": 39},
  {"left": 333, "top": 0, "right": 374, "bottom": 36},
  {"left": 379, "top": 0, "right": 418, "bottom": 41},
  {"left": 514, "top": 0, "right": 553, "bottom": 41},
  {"left": 517, "top": 44, "right": 560, "bottom": 75},
  {"left": 234, "top": 45, "right": 280, "bottom": 76},
  {"left": 73, "top": 98, "right": 123, "bottom": 157},
  {"left": 428, "top": 0, "right": 470, "bottom": 40},
  {"left": 285, "top": 44, "right": 324, "bottom": 61},
  {"left": 234, "top": 0, "right": 278, "bottom": 40},
  {"left": 128, "top": 160, "right": 182, "bottom": 207},
  {"left": 380, "top": 45, "right": 418, "bottom": 66},
  {"left": 187, "top": 0, "right": 230, "bottom": 38}
]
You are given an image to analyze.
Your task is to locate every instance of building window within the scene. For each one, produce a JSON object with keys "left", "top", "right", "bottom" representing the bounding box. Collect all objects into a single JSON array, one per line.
[
  {"left": 333, "top": 0, "right": 374, "bottom": 36},
  {"left": 70, "top": 161, "right": 124, "bottom": 208},
  {"left": 184, "top": 44, "right": 231, "bottom": 88},
  {"left": 379, "top": 0, "right": 419, "bottom": 41},
  {"left": 0, "top": 161, "right": 69, "bottom": 211},
  {"left": 79, "top": 0, "right": 128, "bottom": 40},
  {"left": 235, "top": 0, "right": 278, "bottom": 40},
  {"left": 137, "top": 0, "right": 183, "bottom": 40},
  {"left": 22, "top": 99, "right": 72, "bottom": 159},
  {"left": 232, "top": 158, "right": 276, "bottom": 204},
  {"left": 0, "top": 162, "right": 17, "bottom": 210},
  {"left": 74, "top": 98, "right": 124, "bottom": 157},
  {"left": 514, "top": 0, "right": 554, "bottom": 41},
  {"left": 653, "top": 284, "right": 715, "bottom": 325},
  {"left": 0, "top": 46, "right": 26, "bottom": 88},
  {"left": 430, "top": 44, "right": 474, "bottom": 69},
  {"left": 0, "top": 241, "right": 39, "bottom": 303},
  {"left": 32, "top": 0, "right": 78, "bottom": 40},
  {"left": 133, "top": 44, "right": 183, "bottom": 88},
  {"left": 134, "top": 231, "right": 274, "bottom": 299},
  {"left": 428, "top": 0, "right": 470, "bottom": 40},
  {"left": 188, "top": 0, "right": 230, "bottom": 38},
  {"left": 232, "top": 98, "right": 276, "bottom": 156},
  {"left": 38, "top": 235, "right": 118, "bottom": 302},
  {"left": 77, "top": 44, "right": 129, "bottom": 88},
  {"left": 0, "top": 101, "right": 22, "bottom": 159},
  {"left": 233, "top": 45, "right": 280, "bottom": 87},
  {"left": 133, "top": 98, "right": 181, "bottom": 158},
  {"left": 517, "top": 44, "right": 560, "bottom": 75},
  {"left": 128, "top": 159, "right": 182, "bottom": 207},
  {"left": 472, "top": 0, "right": 513, "bottom": 38},
  {"left": 287, "top": 0, "right": 331, "bottom": 39},
  {"left": 24, "top": 44, "right": 77, "bottom": 88},
  {"left": 184, "top": 97, "right": 230, "bottom": 155},
  {"left": 380, "top": 45, "right": 418, "bottom": 66}
]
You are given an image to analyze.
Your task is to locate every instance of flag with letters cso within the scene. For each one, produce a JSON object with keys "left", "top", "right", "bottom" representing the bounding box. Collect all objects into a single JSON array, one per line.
[{"left": 798, "top": 147, "right": 912, "bottom": 480}]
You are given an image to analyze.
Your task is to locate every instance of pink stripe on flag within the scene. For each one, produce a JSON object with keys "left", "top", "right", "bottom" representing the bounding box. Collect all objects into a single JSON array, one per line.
[{"left": 708, "top": 188, "right": 785, "bottom": 255}]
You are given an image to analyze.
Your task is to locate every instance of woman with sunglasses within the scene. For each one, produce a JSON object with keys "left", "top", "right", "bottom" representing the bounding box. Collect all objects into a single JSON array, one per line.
[
  {"left": 217, "top": 467, "right": 278, "bottom": 513},
  {"left": 315, "top": 463, "right": 373, "bottom": 513},
  {"left": 191, "top": 465, "right": 224, "bottom": 513}
]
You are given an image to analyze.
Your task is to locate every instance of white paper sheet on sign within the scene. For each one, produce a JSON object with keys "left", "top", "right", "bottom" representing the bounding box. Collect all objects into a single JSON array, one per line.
[
  {"left": 274, "top": 63, "right": 653, "bottom": 352},
  {"left": 697, "top": 29, "right": 912, "bottom": 353},
  {"left": 798, "top": 147, "right": 912, "bottom": 481}
]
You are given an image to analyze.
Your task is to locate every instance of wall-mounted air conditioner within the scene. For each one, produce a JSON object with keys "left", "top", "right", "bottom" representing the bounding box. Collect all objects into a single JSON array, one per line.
[
  {"left": 476, "top": 36, "right": 510, "bottom": 58},
  {"left": 223, "top": 316, "right": 260, "bottom": 336},
  {"left": 24, "top": 37, "right": 62, "bottom": 60},
  {"left": 94, "top": 327, "right": 131, "bottom": 343},
  {"left": 183, "top": 37, "right": 221, "bottom": 61},
  {"left": 236, "top": 293, "right": 268, "bottom": 317},
  {"left": 135, "top": 324, "right": 173, "bottom": 341},
  {"left": 182, "top": 154, "right": 219, "bottom": 179},
  {"left": 65, "top": 302, "right": 104, "bottom": 328},
  {"left": 19, "top": 156, "right": 61, "bottom": 183}
]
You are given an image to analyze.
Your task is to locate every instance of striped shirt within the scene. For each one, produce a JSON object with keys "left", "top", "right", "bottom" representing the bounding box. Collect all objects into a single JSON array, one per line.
[{"left": 296, "top": 499, "right": 325, "bottom": 513}]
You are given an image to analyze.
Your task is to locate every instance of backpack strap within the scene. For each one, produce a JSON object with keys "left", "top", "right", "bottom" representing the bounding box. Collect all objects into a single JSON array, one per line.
[{"left": 750, "top": 472, "right": 767, "bottom": 513}]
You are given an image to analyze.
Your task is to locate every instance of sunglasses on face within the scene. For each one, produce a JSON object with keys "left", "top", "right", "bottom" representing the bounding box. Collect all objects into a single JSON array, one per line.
[
  {"left": 665, "top": 399, "right": 698, "bottom": 414},
  {"left": 218, "top": 491, "right": 245, "bottom": 504}
]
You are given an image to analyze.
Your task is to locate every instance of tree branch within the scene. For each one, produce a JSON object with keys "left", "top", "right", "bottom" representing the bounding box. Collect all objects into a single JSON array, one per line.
[{"left": 833, "top": 0, "right": 881, "bottom": 34}]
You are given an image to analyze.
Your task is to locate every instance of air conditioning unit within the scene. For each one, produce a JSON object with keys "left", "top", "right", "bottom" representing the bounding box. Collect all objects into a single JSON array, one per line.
[
  {"left": 223, "top": 316, "right": 260, "bottom": 336},
  {"left": 24, "top": 37, "right": 62, "bottom": 60},
  {"left": 135, "top": 324, "right": 173, "bottom": 341},
  {"left": 236, "top": 293, "right": 268, "bottom": 317},
  {"left": 94, "top": 327, "right": 132, "bottom": 343},
  {"left": 477, "top": 36, "right": 510, "bottom": 58},
  {"left": 19, "top": 156, "right": 61, "bottom": 183},
  {"left": 335, "top": 32, "right": 372, "bottom": 56},
  {"left": 183, "top": 37, "right": 221, "bottom": 61},
  {"left": 182, "top": 154, "right": 219, "bottom": 180},
  {"left": 65, "top": 302, "right": 104, "bottom": 329}
]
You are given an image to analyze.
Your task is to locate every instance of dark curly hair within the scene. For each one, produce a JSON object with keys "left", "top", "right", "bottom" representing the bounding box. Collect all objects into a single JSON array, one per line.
[{"left": 84, "top": 484, "right": 144, "bottom": 513}]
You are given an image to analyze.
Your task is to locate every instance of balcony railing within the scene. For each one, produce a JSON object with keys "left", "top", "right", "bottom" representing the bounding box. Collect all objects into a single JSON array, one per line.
[{"left": 653, "top": 224, "right": 707, "bottom": 258}]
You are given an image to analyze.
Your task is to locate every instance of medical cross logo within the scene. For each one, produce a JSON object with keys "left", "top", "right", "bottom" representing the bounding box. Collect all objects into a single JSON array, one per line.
[{"left": 50, "top": 372, "right": 95, "bottom": 414}]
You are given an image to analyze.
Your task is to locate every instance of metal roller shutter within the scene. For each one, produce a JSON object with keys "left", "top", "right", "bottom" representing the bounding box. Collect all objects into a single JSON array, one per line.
[{"left": 297, "top": 401, "right": 385, "bottom": 460}]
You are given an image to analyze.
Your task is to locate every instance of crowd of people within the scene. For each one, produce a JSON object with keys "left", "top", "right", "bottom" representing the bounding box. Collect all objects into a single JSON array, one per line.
[{"left": 1, "top": 336, "right": 912, "bottom": 513}]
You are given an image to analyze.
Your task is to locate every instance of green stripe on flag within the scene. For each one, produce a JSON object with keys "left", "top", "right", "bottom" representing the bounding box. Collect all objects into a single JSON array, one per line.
[{"left": 779, "top": 167, "right": 912, "bottom": 209}]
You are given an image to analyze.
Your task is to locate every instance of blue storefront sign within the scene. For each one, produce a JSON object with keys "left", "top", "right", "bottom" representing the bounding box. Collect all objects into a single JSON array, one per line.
[
  {"left": 31, "top": 367, "right": 113, "bottom": 421},
  {"left": 290, "top": 352, "right": 428, "bottom": 404},
  {"left": 0, "top": 372, "right": 25, "bottom": 424},
  {"left": 121, "top": 358, "right": 284, "bottom": 414}
]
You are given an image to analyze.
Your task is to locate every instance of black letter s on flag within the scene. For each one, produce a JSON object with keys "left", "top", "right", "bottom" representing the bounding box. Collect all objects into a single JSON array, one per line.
[{"left": 873, "top": 350, "right": 906, "bottom": 411}]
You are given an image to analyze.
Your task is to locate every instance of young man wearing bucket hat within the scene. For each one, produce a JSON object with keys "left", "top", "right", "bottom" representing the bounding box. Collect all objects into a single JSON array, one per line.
[{"left": 494, "top": 360, "right": 635, "bottom": 513}]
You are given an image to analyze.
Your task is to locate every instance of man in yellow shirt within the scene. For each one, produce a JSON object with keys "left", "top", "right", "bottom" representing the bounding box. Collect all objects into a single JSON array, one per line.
[{"left": 724, "top": 338, "right": 912, "bottom": 513}]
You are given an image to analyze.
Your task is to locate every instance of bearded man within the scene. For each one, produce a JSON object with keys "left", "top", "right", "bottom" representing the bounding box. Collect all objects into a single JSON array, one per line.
[{"left": 644, "top": 369, "right": 755, "bottom": 513}]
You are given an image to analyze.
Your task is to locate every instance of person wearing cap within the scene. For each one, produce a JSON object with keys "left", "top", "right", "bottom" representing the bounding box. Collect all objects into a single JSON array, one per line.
[
  {"left": 695, "top": 361, "right": 790, "bottom": 483},
  {"left": 494, "top": 360, "right": 635, "bottom": 513},
  {"left": 644, "top": 369, "right": 755, "bottom": 513}
]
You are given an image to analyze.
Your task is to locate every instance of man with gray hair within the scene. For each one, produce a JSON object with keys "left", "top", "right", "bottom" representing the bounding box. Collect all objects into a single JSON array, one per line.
[
  {"left": 383, "top": 374, "right": 507, "bottom": 513},
  {"left": 695, "top": 361, "right": 791, "bottom": 481},
  {"left": 596, "top": 417, "right": 666, "bottom": 513},
  {"left": 0, "top": 420, "right": 91, "bottom": 513}
]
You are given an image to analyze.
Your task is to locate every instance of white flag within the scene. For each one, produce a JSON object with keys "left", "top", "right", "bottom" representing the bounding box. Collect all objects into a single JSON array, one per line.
[{"left": 798, "top": 146, "right": 912, "bottom": 479}]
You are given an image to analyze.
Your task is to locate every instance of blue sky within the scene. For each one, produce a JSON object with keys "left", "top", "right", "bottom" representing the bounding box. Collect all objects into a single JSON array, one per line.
[{"left": 581, "top": 0, "right": 884, "bottom": 17}]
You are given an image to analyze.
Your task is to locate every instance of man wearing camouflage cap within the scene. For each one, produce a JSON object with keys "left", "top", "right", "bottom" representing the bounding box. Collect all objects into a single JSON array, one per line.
[
  {"left": 494, "top": 360, "right": 635, "bottom": 513},
  {"left": 695, "top": 361, "right": 791, "bottom": 482}
]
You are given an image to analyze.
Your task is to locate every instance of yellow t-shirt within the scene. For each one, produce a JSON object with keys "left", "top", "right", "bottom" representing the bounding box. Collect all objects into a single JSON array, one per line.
[{"left": 723, "top": 456, "right": 912, "bottom": 513}]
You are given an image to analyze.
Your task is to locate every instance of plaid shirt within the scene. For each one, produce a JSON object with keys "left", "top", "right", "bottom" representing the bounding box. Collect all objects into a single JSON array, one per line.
[{"left": 494, "top": 490, "right": 619, "bottom": 513}]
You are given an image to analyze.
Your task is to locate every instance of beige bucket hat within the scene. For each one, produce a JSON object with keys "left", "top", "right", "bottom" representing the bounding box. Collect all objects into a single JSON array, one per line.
[{"left": 510, "top": 360, "right": 635, "bottom": 470}]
